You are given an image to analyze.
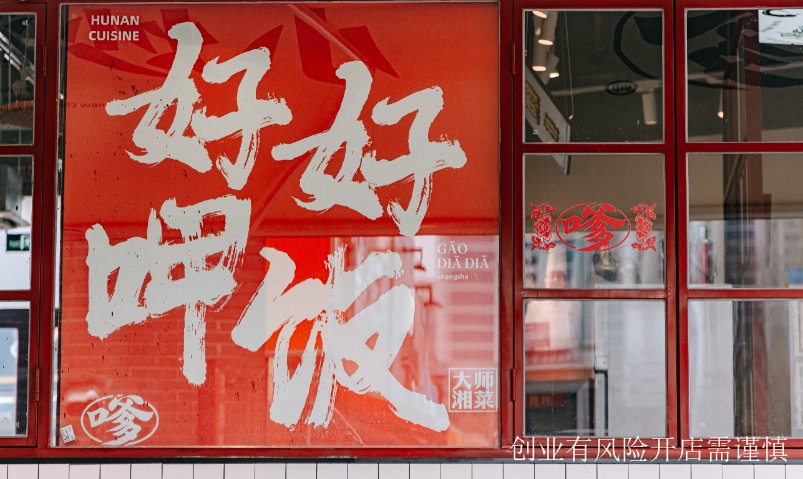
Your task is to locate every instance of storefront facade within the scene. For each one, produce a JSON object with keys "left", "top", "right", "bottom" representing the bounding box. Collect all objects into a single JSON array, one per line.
[{"left": 0, "top": 0, "right": 801, "bottom": 477}]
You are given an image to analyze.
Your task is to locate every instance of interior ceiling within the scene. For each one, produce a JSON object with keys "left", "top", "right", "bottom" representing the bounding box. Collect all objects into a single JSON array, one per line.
[
  {"left": 0, "top": 15, "right": 34, "bottom": 206},
  {"left": 527, "top": 11, "right": 663, "bottom": 142},
  {"left": 529, "top": 10, "right": 803, "bottom": 141},
  {"left": 547, "top": 11, "right": 662, "bottom": 94},
  {"left": 0, "top": 15, "right": 34, "bottom": 100},
  {"left": 687, "top": 10, "right": 803, "bottom": 138}
]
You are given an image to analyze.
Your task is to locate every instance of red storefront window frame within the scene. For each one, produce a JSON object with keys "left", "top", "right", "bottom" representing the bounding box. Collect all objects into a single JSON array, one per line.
[
  {"left": 511, "top": 0, "right": 803, "bottom": 459},
  {"left": 30, "top": 0, "right": 517, "bottom": 458},
  {"left": 10, "top": 0, "right": 803, "bottom": 459},
  {"left": 677, "top": 0, "right": 803, "bottom": 452},
  {"left": 513, "top": 0, "right": 679, "bottom": 450},
  {"left": 0, "top": 2, "right": 46, "bottom": 449}
]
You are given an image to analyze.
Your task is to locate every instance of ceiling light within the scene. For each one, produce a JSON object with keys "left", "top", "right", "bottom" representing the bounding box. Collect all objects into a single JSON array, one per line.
[
  {"left": 641, "top": 91, "right": 658, "bottom": 126},
  {"left": 532, "top": 10, "right": 548, "bottom": 19},
  {"left": 538, "top": 14, "right": 558, "bottom": 46},
  {"left": 532, "top": 43, "right": 548, "bottom": 73},
  {"left": 532, "top": 16, "right": 542, "bottom": 36},
  {"left": 546, "top": 53, "right": 560, "bottom": 79}
]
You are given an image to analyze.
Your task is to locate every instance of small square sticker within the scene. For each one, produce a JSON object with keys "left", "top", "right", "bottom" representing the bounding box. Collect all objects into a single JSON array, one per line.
[{"left": 59, "top": 425, "right": 76, "bottom": 444}]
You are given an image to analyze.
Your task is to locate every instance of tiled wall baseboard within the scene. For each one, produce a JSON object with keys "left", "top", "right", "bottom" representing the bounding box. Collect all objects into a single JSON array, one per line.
[{"left": 0, "top": 463, "right": 796, "bottom": 479}]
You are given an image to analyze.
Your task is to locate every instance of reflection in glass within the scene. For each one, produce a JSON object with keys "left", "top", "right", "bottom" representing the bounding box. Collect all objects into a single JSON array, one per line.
[
  {"left": 690, "top": 300, "right": 803, "bottom": 437},
  {"left": 524, "top": 154, "right": 665, "bottom": 289},
  {"left": 0, "top": 304, "right": 28, "bottom": 437},
  {"left": 0, "top": 157, "right": 32, "bottom": 291},
  {"left": 687, "top": 10, "right": 803, "bottom": 142},
  {"left": 524, "top": 300, "right": 665, "bottom": 437},
  {"left": 55, "top": 234, "right": 500, "bottom": 447},
  {"left": 524, "top": 10, "right": 663, "bottom": 142},
  {"left": 0, "top": 15, "right": 35, "bottom": 145},
  {"left": 689, "top": 153, "right": 803, "bottom": 288}
]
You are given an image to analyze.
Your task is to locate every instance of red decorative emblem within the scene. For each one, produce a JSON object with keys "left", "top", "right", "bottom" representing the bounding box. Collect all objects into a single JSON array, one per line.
[
  {"left": 556, "top": 203, "right": 631, "bottom": 252},
  {"left": 530, "top": 203, "right": 556, "bottom": 251},
  {"left": 630, "top": 203, "right": 657, "bottom": 252}
]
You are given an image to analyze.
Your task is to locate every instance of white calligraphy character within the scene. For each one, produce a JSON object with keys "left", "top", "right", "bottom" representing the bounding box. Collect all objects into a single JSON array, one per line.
[
  {"left": 192, "top": 48, "right": 292, "bottom": 190},
  {"left": 85, "top": 195, "right": 251, "bottom": 385},
  {"left": 362, "top": 82, "right": 467, "bottom": 236},
  {"left": 107, "top": 22, "right": 291, "bottom": 190},
  {"left": 105, "top": 22, "right": 210, "bottom": 172},
  {"left": 231, "top": 245, "right": 449, "bottom": 431},
  {"left": 273, "top": 61, "right": 466, "bottom": 237},
  {"left": 272, "top": 62, "right": 383, "bottom": 220}
]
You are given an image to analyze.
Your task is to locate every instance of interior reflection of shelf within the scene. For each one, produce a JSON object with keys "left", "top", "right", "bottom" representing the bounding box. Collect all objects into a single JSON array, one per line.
[
  {"left": 687, "top": 283, "right": 735, "bottom": 288},
  {"left": 525, "top": 365, "right": 594, "bottom": 382}
]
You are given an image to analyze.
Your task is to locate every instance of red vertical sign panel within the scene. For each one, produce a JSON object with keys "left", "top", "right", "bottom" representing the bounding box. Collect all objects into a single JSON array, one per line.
[{"left": 59, "top": 3, "right": 499, "bottom": 447}]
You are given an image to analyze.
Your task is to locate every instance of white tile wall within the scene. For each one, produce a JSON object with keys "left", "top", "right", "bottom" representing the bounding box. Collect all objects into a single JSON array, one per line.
[
  {"left": 502, "top": 463, "right": 533, "bottom": 479},
  {"left": 7, "top": 465, "right": 37, "bottom": 479},
  {"left": 566, "top": 464, "right": 596, "bottom": 479},
  {"left": 254, "top": 464, "right": 285, "bottom": 479},
  {"left": 629, "top": 464, "right": 659, "bottom": 479},
  {"left": 131, "top": 464, "right": 162, "bottom": 479},
  {"left": 440, "top": 464, "right": 470, "bottom": 479},
  {"left": 722, "top": 465, "right": 753, "bottom": 479},
  {"left": 787, "top": 464, "right": 803, "bottom": 478},
  {"left": 534, "top": 464, "right": 566, "bottom": 479},
  {"left": 100, "top": 464, "right": 130, "bottom": 479},
  {"left": 317, "top": 464, "right": 347, "bottom": 479},
  {"left": 193, "top": 464, "right": 223, "bottom": 479},
  {"left": 472, "top": 464, "right": 502, "bottom": 479},
  {"left": 348, "top": 464, "right": 378, "bottom": 479},
  {"left": 598, "top": 464, "right": 627, "bottom": 479},
  {"left": 162, "top": 464, "right": 193, "bottom": 479},
  {"left": 38, "top": 464, "right": 68, "bottom": 479},
  {"left": 10, "top": 462, "right": 803, "bottom": 478},
  {"left": 408, "top": 464, "right": 439, "bottom": 479},
  {"left": 661, "top": 464, "right": 692, "bottom": 479},
  {"left": 287, "top": 464, "right": 316, "bottom": 479},
  {"left": 68, "top": 465, "right": 100, "bottom": 479},
  {"left": 755, "top": 465, "right": 785, "bottom": 479},
  {"left": 691, "top": 464, "right": 722, "bottom": 479},
  {"left": 224, "top": 464, "right": 254, "bottom": 479},
  {"left": 378, "top": 464, "right": 408, "bottom": 479}
]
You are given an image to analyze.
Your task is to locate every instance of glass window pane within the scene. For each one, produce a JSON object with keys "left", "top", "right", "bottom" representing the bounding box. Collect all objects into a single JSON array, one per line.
[
  {"left": 56, "top": 235, "right": 500, "bottom": 447},
  {"left": 687, "top": 10, "right": 803, "bottom": 142},
  {"left": 0, "top": 15, "right": 34, "bottom": 145},
  {"left": 56, "top": 2, "right": 500, "bottom": 447},
  {"left": 524, "top": 300, "right": 666, "bottom": 437},
  {"left": 0, "top": 303, "right": 28, "bottom": 437},
  {"left": 0, "top": 156, "right": 32, "bottom": 290},
  {"left": 524, "top": 154, "right": 665, "bottom": 289},
  {"left": 688, "top": 153, "right": 803, "bottom": 288},
  {"left": 689, "top": 300, "right": 803, "bottom": 437},
  {"left": 524, "top": 10, "right": 663, "bottom": 143}
]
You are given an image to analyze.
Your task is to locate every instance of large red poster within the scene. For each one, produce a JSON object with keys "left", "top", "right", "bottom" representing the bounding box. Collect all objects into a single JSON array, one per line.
[{"left": 58, "top": 3, "right": 499, "bottom": 447}]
